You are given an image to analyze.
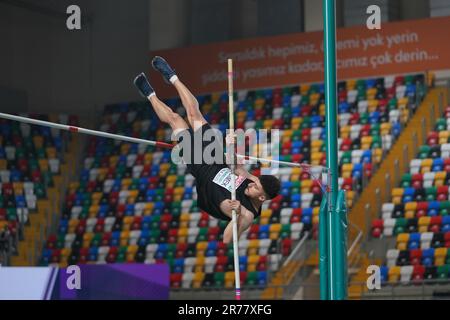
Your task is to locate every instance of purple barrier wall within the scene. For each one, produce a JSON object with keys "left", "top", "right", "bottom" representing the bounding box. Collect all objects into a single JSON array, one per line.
[{"left": 54, "top": 263, "right": 170, "bottom": 300}]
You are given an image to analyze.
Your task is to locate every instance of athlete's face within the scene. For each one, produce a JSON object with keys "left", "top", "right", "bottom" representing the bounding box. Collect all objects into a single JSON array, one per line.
[{"left": 244, "top": 179, "right": 266, "bottom": 202}]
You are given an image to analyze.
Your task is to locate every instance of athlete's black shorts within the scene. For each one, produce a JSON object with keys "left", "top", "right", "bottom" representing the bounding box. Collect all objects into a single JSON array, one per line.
[{"left": 175, "top": 123, "right": 226, "bottom": 183}]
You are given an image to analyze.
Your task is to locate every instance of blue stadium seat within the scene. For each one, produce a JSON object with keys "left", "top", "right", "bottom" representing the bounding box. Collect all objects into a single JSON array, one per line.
[
  {"left": 408, "top": 233, "right": 421, "bottom": 249},
  {"left": 422, "top": 248, "right": 435, "bottom": 266}
]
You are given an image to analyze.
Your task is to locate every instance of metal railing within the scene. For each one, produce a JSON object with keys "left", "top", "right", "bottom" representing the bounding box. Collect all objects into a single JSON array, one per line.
[
  {"left": 355, "top": 278, "right": 450, "bottom": 300},
  {"left": 281, "top": 232, "right": 310, "bottom": 269},
  {"left": 347, "top": 222, "right": 363, "bottom": 259}
]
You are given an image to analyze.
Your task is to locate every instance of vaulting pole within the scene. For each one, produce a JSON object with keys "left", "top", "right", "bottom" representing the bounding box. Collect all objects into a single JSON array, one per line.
[{"left": 227, "top": 59, "right": 241, "bottom": 300}]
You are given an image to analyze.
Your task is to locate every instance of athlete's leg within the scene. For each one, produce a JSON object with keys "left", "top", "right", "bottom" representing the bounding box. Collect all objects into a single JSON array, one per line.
[
  {"left": 149, "top": 95, "right": 189, "bottom": 131},
  {"left": 152, "top": 56, "right": 207, "bottom": 131},
  {"left": 134, "top": 73, "right": 189, "bottom": 132}
]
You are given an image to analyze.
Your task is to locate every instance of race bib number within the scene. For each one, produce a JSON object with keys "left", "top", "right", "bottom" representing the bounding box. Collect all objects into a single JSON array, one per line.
[{"left": 212, "top": 168, "right": 245, "bottom": 192}]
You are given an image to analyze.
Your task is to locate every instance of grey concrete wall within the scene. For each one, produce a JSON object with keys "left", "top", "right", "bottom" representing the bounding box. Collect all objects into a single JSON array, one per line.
[
  {"left": 257, "top": 0, "right": 304, "bottom": 36},
  {"left": 149, "top": 0, "right": 190, "bottom": 51},
  {"left": 0, "top": 0, "right": 149, "bottom": 119}
]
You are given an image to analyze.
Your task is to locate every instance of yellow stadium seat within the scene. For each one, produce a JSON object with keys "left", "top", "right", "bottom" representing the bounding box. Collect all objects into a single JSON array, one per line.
[
  {"left": 380, "top": 123, "right": 392, "bottom": 135},
  {"left": 13, "top": 182, "right": 24, "bottom": 195},
  {"left": 392, "top": 188, "right": 404, "bottom": 197},
  {"left": 398, "top": 97, "right": 408, "bottom": 106},
  {"left": 261, "top": 209, "right": 272, "bottom": 218},
  {"left": 404, "top": 202, "right": 417, "bottom": 218},
  {"left": 313, "top": 215, "right": 319, "bottom": 225},
  {"left": 269, "top": 224, "right": 281, "bottom": 240},
  {"left": 144, "top": 203, "right": 154, "bottom": 211},
  {"left": 38, "top": 159, "right": 49, "bottom": 171},
  {"left": 83, "top": 232, "right": 94, "bottom": 247},
  {"left": 144, "top": 153, "right": 153, "bottom": 164},
  {"left": 194, "top": 257, "right": 205, "bottom": 271},
  {"left": 33, "top": 136, "right": 44, "bottom": 149},
  {"left": 109, "top": 156, "right": 119, "bottom": 166},
  {"left": 123, "top": 216, "right": 134, "bottom": 226},
  {"left": 160, "top": 163, "right": 170, "bottom": 171},
  {"left": 300, "top": 85, "right": 310, "bottom": 95},
  {"left": 122, "top": 178, "right": 132, "bottom": 188},
  {"left": 310, "top": 93, "right": 320, "bottom": 105},
  {"left": 300, "top": 180, "right": 313, "bottom": 193},
  {"left": 196, "top": 241, "right": 208, "bottom": 252},
  {"left": 0, "top": 159, "right": 7, "bottom": 170},
  {"left": 120, "top": 231, "right": 130, "bottom": 246},
  {"left": 367, "top": 98, "right": 378, "bottom": 111},
  {"left": 248, "top": 239, "right": 259, "bottom": 256},
  {"left": 46, "top": 147, "right": 57, "bottom": 158},
  {"left": 127, "top": 244, "right": 138, "bottom": 254},
  {"left": 224, "top": 271, "right": 235, "bottom": 288},
  {"left": 129, "top": 190, "right": 139, "bottom": 198},
  {"left": 404, "top": 211, "right": 416, "bottom": 219},
  {"left": 342, "top": 163, "right": 353, "bottom": 178},
  {"left": 435, "top": 171, "right": 446, "bottom": 181},
  {"left": 311, "top": 152, "right": 323, "bottom": 163},
  {"left": 174, "top": 187, "right": 185, "bottom": 196},
  {"left": 347, "top": 79, "right": 356, "bottom": 90},
  {"left": 178, "top": 227, "right": 188, "bottom": 238},
  {"left": 361, "top": 135, "right": 373, "bottom": 144},
  {"left": 180, "top": 213, "right": 190, "bottom": 221},
  {"left": 439, "top": 130, "right": 449, "bottom": 141},
  {"left": 291, "top": 117, "right": 302, "bottom": 126},
  {"left": 127, "top": 245, "right": 138, "bottom": 262},
  {"left": 319, "top": 104, "right": 325, "bottom": 116},
  {"left": 418, "top": 216, "right": 431, "bottom": 233},
  {"left": 374, "top": 148, "right": 383, "bottom": 163},
  {"left": 92, "top": 192, "right": 102, "bottom": 201},
  {"left": 405, "top": 202, "right": 417, "bottom": 211},
  {"left": 388, "top": 266, "right": 401, "bottom": 283},
  {"left": 61, "top": 248, "right": 71, "bottom": 258},
  {"left": 89, "top": 205, "right": 99, "bottom": 216},
  {"left": 346, "top": 191, "right": 355, "bottom": 208},
  {"left": 311, "top": 140, "right": 323, "bottom": 152},
  {"left": 421, "top": 159, "right": 433, "bottom": 168},
  {"left": 340, "top": 126, "right": 350, "bottom": 139},
  {"left": 192, "top": 272, "right": 205, "bottom": 289},
  {"left": 434, "top": 248, "right": 447, "bottom": 266},
  {"left": 166, "top": 175, "right": 177, "bottom": 183},
  {"left": 313, "top": 207, "right": 320, "bottom": 216},
  {"left": 263, "top": 119, "right": 273, "bottom": 129},
  {"left": 260, "top": 209, "right": 272, "bottom": 225},
  {"left": 396, "top": 233, "right": 409, "bottom": 250},
  {"left": 247, "top": 255, "right": 260, "bottom": 272}
]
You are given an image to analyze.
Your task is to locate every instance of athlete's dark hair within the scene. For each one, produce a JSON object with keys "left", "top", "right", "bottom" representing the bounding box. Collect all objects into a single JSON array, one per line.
[{"left": 259, "top": 175, "right": 281, "bottom": 199}]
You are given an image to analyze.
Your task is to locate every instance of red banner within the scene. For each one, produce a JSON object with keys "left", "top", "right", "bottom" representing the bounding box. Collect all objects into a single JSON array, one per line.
[{"left": 150, "top": 16, "right": 450, "bottom": 98}]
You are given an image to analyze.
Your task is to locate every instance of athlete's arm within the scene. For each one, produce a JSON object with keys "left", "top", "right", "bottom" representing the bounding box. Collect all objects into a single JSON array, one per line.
[{"left": 222, "top": 203, "right": 254, "bottom": 244}]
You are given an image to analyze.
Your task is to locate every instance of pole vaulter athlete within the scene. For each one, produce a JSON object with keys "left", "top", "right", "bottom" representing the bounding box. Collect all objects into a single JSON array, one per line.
[{"left": 134, "top": 56, "right": 280, "bottom": 243}]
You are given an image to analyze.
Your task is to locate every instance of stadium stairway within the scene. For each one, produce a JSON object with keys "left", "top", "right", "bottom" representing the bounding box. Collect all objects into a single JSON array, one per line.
[
  {"left": 259, "top": 87, "right": 449, "bottom": 299},
  {"left": 351, "top": 88, "right": 449, "bottom": 237},
  {"left": 347, "top": 87, "right": 449, "bottom": 299},
  {"left": 10, "top": 135, "right": 81, "bottom": 266}
]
